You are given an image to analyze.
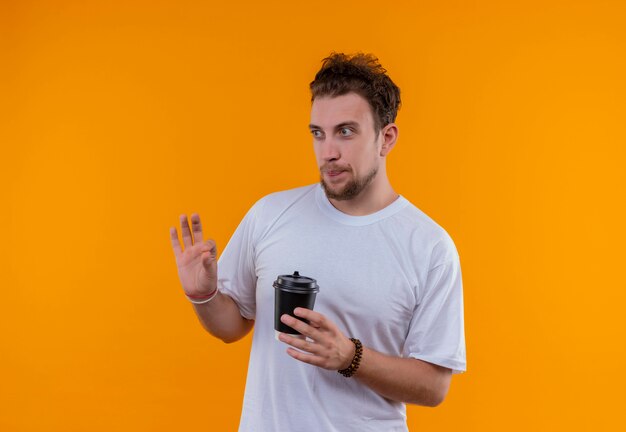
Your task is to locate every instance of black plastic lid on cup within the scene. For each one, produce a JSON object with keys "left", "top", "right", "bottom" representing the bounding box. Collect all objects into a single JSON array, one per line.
[{"left": 273, "top": 271, "right": 319, "bottom": 294}]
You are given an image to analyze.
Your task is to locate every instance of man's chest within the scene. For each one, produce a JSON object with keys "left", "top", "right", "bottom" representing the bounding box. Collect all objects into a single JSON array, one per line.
[{"left": 252, "top": 223, "right": 421, "bottom": 353}]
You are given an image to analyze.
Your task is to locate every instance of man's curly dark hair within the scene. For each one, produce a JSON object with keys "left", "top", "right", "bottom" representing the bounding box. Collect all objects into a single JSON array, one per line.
[{"left": 310, "top": 52, "right": 401, "bottom": 135}]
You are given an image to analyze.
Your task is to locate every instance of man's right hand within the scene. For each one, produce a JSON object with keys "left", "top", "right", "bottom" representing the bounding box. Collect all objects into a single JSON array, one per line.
[{"left": 170, "top": 213, "right": 218, "bottom": 298}]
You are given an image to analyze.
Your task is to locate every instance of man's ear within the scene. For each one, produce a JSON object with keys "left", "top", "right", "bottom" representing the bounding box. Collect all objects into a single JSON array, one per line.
[{"left": 380, "top": 123, "right": 399, "bottom": 157}]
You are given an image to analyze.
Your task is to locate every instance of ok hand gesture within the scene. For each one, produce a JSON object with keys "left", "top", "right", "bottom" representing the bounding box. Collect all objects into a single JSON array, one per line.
[{"left": 169, "top": 214, "right": 218, "bottom": 298}]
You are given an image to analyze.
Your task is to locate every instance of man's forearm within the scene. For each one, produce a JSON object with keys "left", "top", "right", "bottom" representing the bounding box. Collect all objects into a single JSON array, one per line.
[
  {"left": 355, "top": 347, "right": 452, "bottom": 407},
  {"left": 191, "top": 292, "right": 254, "bottom": 343}
]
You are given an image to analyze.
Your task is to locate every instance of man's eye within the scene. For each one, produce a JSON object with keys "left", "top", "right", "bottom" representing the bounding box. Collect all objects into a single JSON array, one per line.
[
  {"left": 311, "top": 130, "right": 322, "bottom": 138},
  {"left": 340, "top": 128, "right": 353, "bottom": 136}
]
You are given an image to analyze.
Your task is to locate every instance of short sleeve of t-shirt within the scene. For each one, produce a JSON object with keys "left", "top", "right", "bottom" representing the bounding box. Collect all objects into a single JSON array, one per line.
[
  {"left": 402, "top": 241, "right": 467, "bottom": 374},
  {"left": 216, "top": 198, "right": 264, "bottom": 320}
]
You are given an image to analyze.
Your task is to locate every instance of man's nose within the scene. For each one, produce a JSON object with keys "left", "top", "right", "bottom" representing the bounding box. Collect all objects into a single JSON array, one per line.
[{"left": 319, "top": 137, "right": 340, "bottom": 162}]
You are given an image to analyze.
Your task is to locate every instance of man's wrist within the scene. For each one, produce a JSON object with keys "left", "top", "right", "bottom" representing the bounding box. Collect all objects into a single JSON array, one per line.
[
  {"left": 186, "top": 288, "right": 219, "bottom": 304},
  {"left": 338, "top": 338, "right": 363, "bottom": 378}
]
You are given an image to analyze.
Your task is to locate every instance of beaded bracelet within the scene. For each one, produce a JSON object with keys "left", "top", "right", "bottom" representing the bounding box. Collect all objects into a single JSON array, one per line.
[{"left": 338, "top": 338, "right": 363, "bottom": 378}]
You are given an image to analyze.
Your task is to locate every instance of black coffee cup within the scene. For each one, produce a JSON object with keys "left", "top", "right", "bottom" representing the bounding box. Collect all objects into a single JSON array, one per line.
[{"left": 274, "top": 271, "right": 319, "bottom": 339}]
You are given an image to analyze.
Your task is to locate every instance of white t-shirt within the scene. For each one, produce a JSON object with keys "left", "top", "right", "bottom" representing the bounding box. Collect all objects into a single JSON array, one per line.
[{"left": 218, "top": 184, "right": 466, "bottom": 432}]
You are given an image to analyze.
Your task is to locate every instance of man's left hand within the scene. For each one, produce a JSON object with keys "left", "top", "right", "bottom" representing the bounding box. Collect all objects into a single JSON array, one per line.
[{"left": 278, "top": 308, "right": 355, "bottom": 370}]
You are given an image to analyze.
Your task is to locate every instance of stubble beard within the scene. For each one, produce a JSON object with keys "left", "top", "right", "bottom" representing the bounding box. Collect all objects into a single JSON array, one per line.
[{"left": 320, "top": 166, "right": 379, "bottom": 201}]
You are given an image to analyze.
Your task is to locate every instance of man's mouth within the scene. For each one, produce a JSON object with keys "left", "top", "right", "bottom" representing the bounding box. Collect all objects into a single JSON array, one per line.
[
  {"left": 326, "top": 170, "right": 346, "bottom": 177},
  {"left": 321, "top": 165, "right": 350, "bottom": 176}
]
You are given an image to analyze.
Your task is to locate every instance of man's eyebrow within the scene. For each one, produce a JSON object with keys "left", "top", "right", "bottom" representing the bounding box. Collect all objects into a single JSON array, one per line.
[
  {"left": 308, "top": 121, "right": 360, "bottom": 130},
  {"left": 334, "top": 121, "right": 360, "bottom": 131}
]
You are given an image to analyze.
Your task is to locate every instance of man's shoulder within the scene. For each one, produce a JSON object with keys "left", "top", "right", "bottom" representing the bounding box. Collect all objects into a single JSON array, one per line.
[
  {"left": 394, "top": 198, "right": 460, "bottom": 265},
  {"left": 259, "top": 183, "right": 318, "bottom": 206},
  {"left": 395, "top": 198, "right": 449, "bottom": 237},
  {"left": 245, "top": 183, "right": 318, "bottom": 222}
]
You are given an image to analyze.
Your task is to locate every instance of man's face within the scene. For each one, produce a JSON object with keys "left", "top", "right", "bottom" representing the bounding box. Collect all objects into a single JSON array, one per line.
[{"left": 309, "top": 93, "right": 381, "bottom": 201}]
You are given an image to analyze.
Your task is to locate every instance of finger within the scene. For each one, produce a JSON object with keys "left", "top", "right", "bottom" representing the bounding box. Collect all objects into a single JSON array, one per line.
[
  {"left": 169, "top": 226, "right": 182, "bottom": 257},
  {"left": 190, "top": 213, "right": 203, "bottom": 245},
  {"left": 280, "top": 314, "right": 323, "bottom": 341},
  {"left": 180, "top": 214, "right": 193, "bottom": 248},
  {"left": 285, "top": 347, "right": 324, "bottom": 367},
  {"left": 293, "top": 308, "right": 328, "bottom": 329},
  {"left": 201, "top": 239, "right": 217, "bottom": 268},
  {"left": 278, "top": 333, "right": 322, "bottom": 355}
]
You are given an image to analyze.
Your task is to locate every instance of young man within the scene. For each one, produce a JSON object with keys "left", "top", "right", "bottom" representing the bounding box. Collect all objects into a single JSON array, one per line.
[{"left": 170, "top": 53, "right": 466, "bottom": 431}]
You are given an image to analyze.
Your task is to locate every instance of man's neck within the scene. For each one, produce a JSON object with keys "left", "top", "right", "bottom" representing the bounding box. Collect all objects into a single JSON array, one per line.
[{"left": 327, "top": 179, "right": 399, "bottom": 216}]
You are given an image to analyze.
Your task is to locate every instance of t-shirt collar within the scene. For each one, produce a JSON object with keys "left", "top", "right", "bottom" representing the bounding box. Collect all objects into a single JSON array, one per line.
[{"left": 315, "top": 183, "right": 409, "bottom": 226}]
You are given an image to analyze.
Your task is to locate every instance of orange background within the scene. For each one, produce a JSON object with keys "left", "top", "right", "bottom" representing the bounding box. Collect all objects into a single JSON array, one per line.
[{"left": 2, "top": 0, "right": 625, "bottom": 430}]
